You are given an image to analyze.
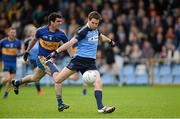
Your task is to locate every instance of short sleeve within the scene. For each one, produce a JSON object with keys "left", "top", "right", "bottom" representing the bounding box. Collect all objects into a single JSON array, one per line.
[
  {"left": 61, "top": 33, "right": 68, "bottom": 43},
  {"left": 35, "top": 28, "right": 41, "bottom": 39},
  {"left": 75, "top": 27, "right": 88, "bottom": 41}
]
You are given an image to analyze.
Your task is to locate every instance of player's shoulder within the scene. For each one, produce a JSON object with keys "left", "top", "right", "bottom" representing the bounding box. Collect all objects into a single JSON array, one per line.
[
  {"left": 36, "top": 26, "right": 48, "bottom": 33},
  {"left": 0, "top": 37, "right": 7, "bottom": 42},
  {"left": 78, "top": 25, "right": 91, "bottom": 34},
  {"left": 14, "top": 38, "right": 21, "bottom": 43},
  {"left": 0, "top": 37, "right": 8, "bottom": 44},
  {"left": 57, "top": 28, "right": 66, "bottom": 35}
]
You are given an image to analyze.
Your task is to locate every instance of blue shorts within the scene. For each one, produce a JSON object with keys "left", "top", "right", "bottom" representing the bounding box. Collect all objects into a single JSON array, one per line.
[
  {"left": 67, "top": 56, "right": 97, "bottom": 74},
  {"left": 36, "top": 56, "right": 59, "bottom": 76},
  {"left": 3, "top": 62, "right": 16, "bottom": 74}
]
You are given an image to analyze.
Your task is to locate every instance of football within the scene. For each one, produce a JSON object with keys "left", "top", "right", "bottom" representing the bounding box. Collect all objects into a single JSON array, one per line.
[{"left": 82, "top": 70, "right": 97, "bottom": 83}]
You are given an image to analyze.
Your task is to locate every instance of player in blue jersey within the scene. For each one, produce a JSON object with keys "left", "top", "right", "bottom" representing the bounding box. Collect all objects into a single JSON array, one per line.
[
  {"left": 45, "top": 11, "right": 116, "bottom": 113},
  {"left": 24, "top": 26, "right": 45, "bottom": 95},
  {"left": 12, "top": 12, "right": 73, "bottom": 111},
  {"left": 0, "top": 27, "right": 22, "bottom": 98}
]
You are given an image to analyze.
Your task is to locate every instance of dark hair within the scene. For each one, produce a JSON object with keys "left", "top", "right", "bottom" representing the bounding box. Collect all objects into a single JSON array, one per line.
[
  {"left": 9, "top": 27, "right": 16, "bottom": 31},
  {"left": 88, "top": 11, "right": 102, "bottom": 21},
  {"left": 48, "top": 12, "right": 62, "bottom": 25}
]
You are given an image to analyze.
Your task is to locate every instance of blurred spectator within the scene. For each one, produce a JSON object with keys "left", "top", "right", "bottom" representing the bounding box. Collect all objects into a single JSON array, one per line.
[
  {"left": 130, "top": 43, "right": 142, "bottom": 65},
  {"left": 142, "top": 40, "right": 154, "bottom": 59},
  {"left": 0, "top": 0, "right": 179, "bottom": 68}
]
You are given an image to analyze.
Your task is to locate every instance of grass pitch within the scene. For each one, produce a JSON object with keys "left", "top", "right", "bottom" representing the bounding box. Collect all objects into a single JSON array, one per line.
[{"left": 0, "top": 85, "right": 180, "bottom": 118}]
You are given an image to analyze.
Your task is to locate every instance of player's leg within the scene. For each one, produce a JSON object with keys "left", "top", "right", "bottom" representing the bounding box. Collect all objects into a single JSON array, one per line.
[
  {"left": 53, "top": 67, "right": 76, "bottom": 84},
  {"left": 12, "top": 67, "right": 46, "bottom": 95},
  {"left": 112, "top": 63, "right": 120, "bottom": 82},
  {"left": 0, "top": 72, "right": 8, "bottom": 92},
  {"left": 100, "top": 64, "right": 111, "bottom": 76},
  {"left": 68, "top": 73, "right": 88, "bottom": 95},
  {"left": 30, "top": 59, "right": 45, "bottom": 95},
  {"left": 93, "top": 70, "right": 115, "bottom": 113},
  {"left": 2, "top": 71, "right": 11, "bottom": 98},
  {"left": 45, "top": 58, "right": 76, "bottom": 112},
  {"left": 82, "top": 81, "right": 88, "bottom": 95}
]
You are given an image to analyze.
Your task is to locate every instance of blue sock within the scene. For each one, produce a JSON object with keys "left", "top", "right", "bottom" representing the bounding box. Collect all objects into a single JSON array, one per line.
[
  {"left": 82, "top": 88, "right": 87, "bottom": 95},
  {"left": 94, "top": 90, "right": 104, "bottom": 109},
  {"left": 46, "top": 61, "right": 58, "bottom": 76},
  {"left": 3, "top": 92, "right": 9, "bottom": 98},
  {"left": 57, "top": 95, "right": 63, "bottom": 107}
]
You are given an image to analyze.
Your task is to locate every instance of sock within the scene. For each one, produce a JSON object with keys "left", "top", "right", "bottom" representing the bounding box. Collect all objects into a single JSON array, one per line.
[
  {"left": 115, "top": 75, "right": 120, "bottom": 81},
  {"left": 46, "top": 61, "right": 58, "bottom": 76},
  {"left": 15, "top": 80, "right": 22, "bottom": 86},
  {"left": 94, "top": 90, "right": 104, "bottom": 109},
  {"left": 3, "top": 91, "right": 9, "bottom": 98},
  {"left": 82, "top": 88, "right": 87, "bottom": 95},
  {"left": 56, "top": 95, "right": 63, "bottom": 107},
  {"left": 35, "top": 82, "right": 41, "bottom": 92}
]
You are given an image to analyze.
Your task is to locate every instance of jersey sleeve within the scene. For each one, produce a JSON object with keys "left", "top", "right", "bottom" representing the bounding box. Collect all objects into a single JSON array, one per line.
[
  {"left": 35, "top": 28, "right": 41, "bottom": 39},
  {"left": 61, "top": 33, "right": 69, "bottom": 43},
  {"left": 74, "top": 27, "right": 87, "bottom": 41}
]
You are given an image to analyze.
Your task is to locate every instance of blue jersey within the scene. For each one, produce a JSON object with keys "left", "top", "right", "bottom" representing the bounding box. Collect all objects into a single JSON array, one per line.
[
  {"left": 74, "top": 25, "right": 100, "bottom": 59},
  {"left": 35, "top": 26, "right": 68, "bottom": 57},
  {"left": 0, "top": 37, "right": 21, "bottom": 62},
  {"left": 24, "top": 37, "right": 38, "bottom": 60}
]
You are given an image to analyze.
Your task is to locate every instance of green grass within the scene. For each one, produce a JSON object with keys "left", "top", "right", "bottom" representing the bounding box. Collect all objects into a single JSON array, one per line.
[{"left": 0, "top": 85, "right": 180, "bottom": 118}]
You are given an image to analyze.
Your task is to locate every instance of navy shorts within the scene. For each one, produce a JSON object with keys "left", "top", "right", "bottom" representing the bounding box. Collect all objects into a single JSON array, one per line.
[
  {"left": 67, "top": 56, "right": 97, "bottom": 74},
  {"left": 3, "top": 62, "right": 16, "bottom": 74}
]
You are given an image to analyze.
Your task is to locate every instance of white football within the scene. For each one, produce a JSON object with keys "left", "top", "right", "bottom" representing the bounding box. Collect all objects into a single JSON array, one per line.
[{"left": 82, "top": 70, "right": 97, "bottom": 83}]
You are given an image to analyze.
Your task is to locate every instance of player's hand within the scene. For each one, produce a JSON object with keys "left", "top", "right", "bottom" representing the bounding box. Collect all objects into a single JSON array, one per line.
[
  {"left": 23, "top": 51, "right": 29, "bottom": 62},
  {"left": 46, "top": 50, "right": 58, "bottom": 60},
  {"left": 109, "top": 40, "right": 116, "bottom": 47}
]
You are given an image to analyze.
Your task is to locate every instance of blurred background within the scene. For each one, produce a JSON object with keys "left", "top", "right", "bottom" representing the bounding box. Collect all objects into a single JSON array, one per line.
[{"left": 0, "top": 0, "right": 180, "bottom": 86}]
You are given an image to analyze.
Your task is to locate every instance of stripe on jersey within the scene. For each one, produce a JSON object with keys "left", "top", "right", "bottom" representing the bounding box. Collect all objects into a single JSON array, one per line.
[
  {"left": 39, "top": 38, "right": 60, "bottom": 51},
  {"left": 2, "top": 48, "right": 18, "bottom": 56}
]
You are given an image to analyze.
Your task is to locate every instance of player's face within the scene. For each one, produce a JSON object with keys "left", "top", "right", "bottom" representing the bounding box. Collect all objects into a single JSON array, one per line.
[
  {"left": 8, "top": 29, "right": 16, "bottom": 40},
  {"left": 52, "top": 18, "right": 63, "bottom": 29},
  {"left": 88, "top": 18, "right": 99, "bottom": 30}
]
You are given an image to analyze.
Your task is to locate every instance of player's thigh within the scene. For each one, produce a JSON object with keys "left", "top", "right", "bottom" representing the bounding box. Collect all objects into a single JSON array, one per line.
[
  {"left": 3, "top": 71, "right": 11, "bottom": 80},
  {"left": 32, "top": 67, "right": 46, "bottom": 81},
  {"left": 56, "top": 67, "right": 76, "bottom": 82},
  {"left": 69, "top": 72, "right": 79, "bottom": 80}
]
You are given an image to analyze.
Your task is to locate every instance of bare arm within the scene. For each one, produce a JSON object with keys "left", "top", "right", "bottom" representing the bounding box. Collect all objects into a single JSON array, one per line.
[
  {"left": 67, "top": 47, "right": 75, "bottom": 58},
  {"left": 56, "top": 37, "right": 78, "bottom": 53},
  {"left": 26, "top": 38, "right": 37, "bottom": 52},
  {"left": 99, "top": 34, "right": 111, "bottom": 42}
]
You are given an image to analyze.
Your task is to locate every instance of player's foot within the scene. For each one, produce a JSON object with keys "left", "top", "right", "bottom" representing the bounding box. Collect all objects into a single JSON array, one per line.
[
  {"left": 3, "top": 92, "right": 9, "bottom": 99},
  {"left": 37, "top": 91, "right": 45, "bottom": 96},
  {"left": 12, "top": 80, "right": 20, "bottom": 95},
  {"left": 58, "top": 103, "right": 70, "bottom": 112},
  {"left": 98, "top": 106, "right": 116, "bottom": 113}
]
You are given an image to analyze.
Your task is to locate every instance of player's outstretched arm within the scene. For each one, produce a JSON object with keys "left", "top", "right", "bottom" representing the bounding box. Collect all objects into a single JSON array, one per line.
[
  {"left": 56, "top": 37, "right": 78, "bottom": 53},
  {"left": 23, "top": 38, "right": 37, "bottom": 62},
  {"left": 99, "top": 34, "right": 116, "bottom": 47},
  {"left": 46, "top": 37, "right": 78, "bottom": 60}
]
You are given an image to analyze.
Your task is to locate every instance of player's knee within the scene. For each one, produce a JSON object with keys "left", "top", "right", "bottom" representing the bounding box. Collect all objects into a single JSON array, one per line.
[
  {"left": 32, "top": 75, "right": 40, "bottom": 82},
  {"left": 93, "top": 79, "right": 102, "bottom": 89}
]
